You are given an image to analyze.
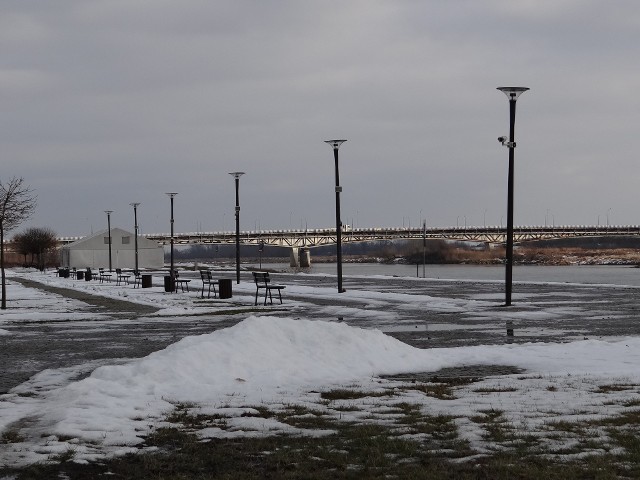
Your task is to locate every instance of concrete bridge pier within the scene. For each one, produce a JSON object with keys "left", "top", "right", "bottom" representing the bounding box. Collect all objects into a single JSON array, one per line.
[
  {"left": 299, "top": 248, "right": 311, "bottom": 268},
  {"left": 290, "top": 248, "right": 299, "bottom": 267},
  {"left": 290, "top": 248, "right": 311, "bottom": 268}
]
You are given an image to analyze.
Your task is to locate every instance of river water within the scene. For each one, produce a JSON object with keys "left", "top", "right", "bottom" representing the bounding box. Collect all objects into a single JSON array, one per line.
[{"left": 256, "top": 262, "right": 640, "bottom": 287}]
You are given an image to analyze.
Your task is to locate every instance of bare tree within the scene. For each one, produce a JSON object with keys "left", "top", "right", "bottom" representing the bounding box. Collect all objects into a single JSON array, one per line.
[
  {"left": 0, "top": 177, "right": 36, "bottom": 309},
  {"left": 12, "top": 227, "right": 57, "bottom": 268}
]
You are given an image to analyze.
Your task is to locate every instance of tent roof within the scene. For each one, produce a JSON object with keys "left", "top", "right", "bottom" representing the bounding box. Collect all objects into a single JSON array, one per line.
[{"left": 63, "top": 228, "right": 161, "bottom": 249}]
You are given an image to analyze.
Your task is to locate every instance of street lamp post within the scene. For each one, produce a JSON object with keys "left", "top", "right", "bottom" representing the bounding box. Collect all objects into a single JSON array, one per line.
[
  {"left": 498, "top": 86, "right": 529, "bottom": 306},
  {"left": 325, "top": 139, "right": 347, "bottom": 293},
  {"left": 422, "top": 219, "right": 426, "bottom": 278},
  {"left": 104, "top": 210, "right": 113, "bottom": 271},
  {"left": 229, "top": 172, "right": 245, "bottom": 284},
  {"left": 166, "top": 193, "right": 177, "bottom": 292},
  {"left": 130, "top": 203, "right": 140, "bottom": 274}
]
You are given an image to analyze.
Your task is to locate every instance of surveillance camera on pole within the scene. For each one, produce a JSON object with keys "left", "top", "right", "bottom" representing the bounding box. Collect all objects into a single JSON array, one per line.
[{"left": 498, "top": 136, "right": 515, "bottom": 148}]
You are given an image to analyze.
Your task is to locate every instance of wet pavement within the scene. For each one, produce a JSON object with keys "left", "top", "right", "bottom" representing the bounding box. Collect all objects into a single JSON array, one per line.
[{"left": 2, "top": 271, "right": 640, "bottom": 394}]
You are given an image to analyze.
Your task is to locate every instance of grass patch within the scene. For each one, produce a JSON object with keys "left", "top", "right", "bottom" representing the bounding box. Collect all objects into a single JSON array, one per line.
[
  {"left": 399, "top": 379, "right": 472, "bottom": 400},
  {"left": 596, "top": 384, "right": 637, "bottom": 393},
  {"left": 7, "top": 381, "right": 640, "bottom": 478},
  {"left": 473, "top": 386, "right": 518, "bottom": 393},
  {"left": 471, "top": 409, "right": 517, "bottom": 444},
  {"left": 48, "top": 447, "right": 76, "bottom": 463},
  {"left": 12, "top": 423, "right": 639, "bottom": 480},
  {"left": 166, "top": 405, "right": 228, "bottom": 431},
  {"left": 1, "top": 429, "right": 25, "bottom": 444},
  {"left": 393, "top": 402, "right": 461, "bottom": 444},
  {"left": 598, "top": 409, "right": 640, "bottom": 427},
  {"left": 320, "top": 388, "right": 391, "bottom": 401},
  {"left": 274, "top": 405, "right": 337, "bottom": 430}
]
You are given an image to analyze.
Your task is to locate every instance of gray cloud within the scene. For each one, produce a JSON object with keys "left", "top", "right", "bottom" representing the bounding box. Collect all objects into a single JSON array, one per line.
[{"left": 2, "top": 0, "right": 640, "bottom": 236}]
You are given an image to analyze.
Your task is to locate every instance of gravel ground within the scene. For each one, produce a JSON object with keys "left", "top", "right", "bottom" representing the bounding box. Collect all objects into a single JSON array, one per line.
[{"left": 2, "top": 271, "right": 640, "bottom": 394}]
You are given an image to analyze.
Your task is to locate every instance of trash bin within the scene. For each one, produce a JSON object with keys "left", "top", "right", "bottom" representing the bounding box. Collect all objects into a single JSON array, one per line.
[
  {"left": 76, "top": 271, "right": 84, "bottom": 280},
  {"left": 219, "top": 279, "right": 232, "bottom": 299},
  {"left": 164, "top": 275, "right": 174, "bottom": 292},
  {"left": 60, "top": 268, "right": 70, "bottom": 278},
  {"left": 142, "top": 274, "right": 152, "bottom": 288},
  {"left": 85, "top": 270, "right": 92, "bottom": 281}
]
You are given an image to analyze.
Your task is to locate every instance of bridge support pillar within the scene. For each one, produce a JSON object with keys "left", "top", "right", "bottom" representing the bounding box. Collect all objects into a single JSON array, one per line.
[
  {"left": 290, "top": 248, "right": 311, "bottom": 268},
  {"left": 290, "top": 248, "right": 300, "bottom": 268},
  {"left": 299, "top": 248, "right": 311, "bottom": 268}
]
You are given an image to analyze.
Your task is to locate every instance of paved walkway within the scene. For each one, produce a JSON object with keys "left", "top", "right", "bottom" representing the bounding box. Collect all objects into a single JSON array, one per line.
[{"left": 0, "top": 278, "right": 241, "bottom": 393}]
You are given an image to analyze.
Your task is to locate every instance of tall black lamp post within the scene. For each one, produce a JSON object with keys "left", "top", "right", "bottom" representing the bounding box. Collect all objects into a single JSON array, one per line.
[
  {"left": 497, "top": 86, "right": 529, "bottom": 306},
  {"left": 229, "top": 172, "right": 245, "bottom": 284},
  {"left": 130, "top": 203, "right": 140, "bottom": 274},
  {"left": 325, "top": 139, "right": 347, "bottom": 293},
  {"left": 166, "top": 193, "right": 177, "bottom": 292},
  {"left": 104, "top": 210, "right": 113, "bottom": 271}
]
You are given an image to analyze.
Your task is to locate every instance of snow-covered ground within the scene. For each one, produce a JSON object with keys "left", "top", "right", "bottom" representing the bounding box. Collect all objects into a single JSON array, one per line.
[{"left": 1, "top": 269, "right": 639, "bottom": 467}]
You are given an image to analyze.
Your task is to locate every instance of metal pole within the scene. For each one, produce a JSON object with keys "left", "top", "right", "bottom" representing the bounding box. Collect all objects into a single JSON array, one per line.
[
  {"left": 498, "top": 86, "right": 528, "bottom": 306},
  {"left": 422, "top": 220, "right": 426, "bottom": 278},
  {"left": 131, "top": 203, "right": 140, "bottom": 274},
  {"left": 235, "top": 176, "right": 241, "bottom": 284},
  {"left": 334, "top": 147, "right": 343, "bottom": 293},
  {"left": 505, "top": 97, "right": 516, "bottom": 306},
  {"left": 229, "top": 172, "right": 244, "bottom": 284},
  {"left": 170, "top": 197, "right": 175, "bottom": 291},
  {"left": 325, "top": 140, "right": 346, "bottom": 293},
  {"left": 105, "top": 211, "right": 113, "bottom": 271},
  {"left": 166, "top": 193, "right": 177, "bottom": 292}
]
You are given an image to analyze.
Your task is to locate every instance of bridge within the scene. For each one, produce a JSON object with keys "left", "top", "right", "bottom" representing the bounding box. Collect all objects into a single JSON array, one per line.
[
  {"left": 59, "top": 224, "right": 640, "bottom": 248},
  {"left": 150, "top": 224, "right": 640, "bottom": 246},
  {"left": 58, "top": 224, "right": 640, "bottom": 267}
]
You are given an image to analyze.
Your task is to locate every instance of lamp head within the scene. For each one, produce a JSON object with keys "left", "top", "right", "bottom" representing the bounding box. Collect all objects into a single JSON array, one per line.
[
  {"left": 165, "top": 192, "right": 178, "bottom": 198},
  {"left": 228, "top": 172, "right": 245, "bottom": 179},
  {"left": 497, "top": 87, "right": 529, "bottom": 101},
  {"left": 324, "top": 139, "right": 347, "bottom": 150}
]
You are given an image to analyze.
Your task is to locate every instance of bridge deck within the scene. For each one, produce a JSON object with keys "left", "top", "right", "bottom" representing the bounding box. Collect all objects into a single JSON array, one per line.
[{"left": 55, "top": 225, "right": 640, "bottom": 248}]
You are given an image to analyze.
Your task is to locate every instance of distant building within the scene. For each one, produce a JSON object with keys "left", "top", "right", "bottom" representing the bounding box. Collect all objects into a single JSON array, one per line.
[{"left": 60, "top": 228, "right": 164, "bottom": 269}]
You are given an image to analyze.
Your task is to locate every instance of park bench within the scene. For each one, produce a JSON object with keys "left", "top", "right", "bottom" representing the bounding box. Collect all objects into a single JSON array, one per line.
[
  {"left": 252, "top": 271, "right": 285, "bottom": 306},
  {"left": 98, "top": 268, "right": 112, "bottom": 283},
  {"left": 173, "top": 270, "right": 191, "bottom": 292},
  {"left": 116, "top": 268, "right": 131, "bottom": 286},
  {"left": 200, "top": 269, "right": 218, "bottom": 298}
]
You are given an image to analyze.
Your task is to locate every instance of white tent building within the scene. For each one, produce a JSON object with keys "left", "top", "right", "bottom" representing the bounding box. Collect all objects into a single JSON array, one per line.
[{"left": 60, "top": 228, "right": 164, "bottom": 270}]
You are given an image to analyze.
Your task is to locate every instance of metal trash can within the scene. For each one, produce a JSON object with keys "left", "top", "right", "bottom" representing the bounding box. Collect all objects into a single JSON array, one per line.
[
  {"left": 164, "top": 275, "right": 175, "bottom": 292},
  {"left": 219, "top": 279, "right": 232, "bottom": 299},
  {"left": 76, "top": 271, "right": 84, "bottom": 280},
  {"left": 85, "top": 270, "right": 92, "bottom": 281},
  {"left": 142, "top": 274, "right": 152, "bottom": 288}
]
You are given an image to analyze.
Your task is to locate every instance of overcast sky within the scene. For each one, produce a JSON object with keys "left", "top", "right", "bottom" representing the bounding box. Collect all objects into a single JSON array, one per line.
[{"left": 3, "top": 0, "right": 640, "bottom": 237}]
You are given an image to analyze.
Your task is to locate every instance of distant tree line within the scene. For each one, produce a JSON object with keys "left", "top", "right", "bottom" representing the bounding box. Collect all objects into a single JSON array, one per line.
[{"left": 12, "top": 227, "right": 58, "bottom": 268}]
